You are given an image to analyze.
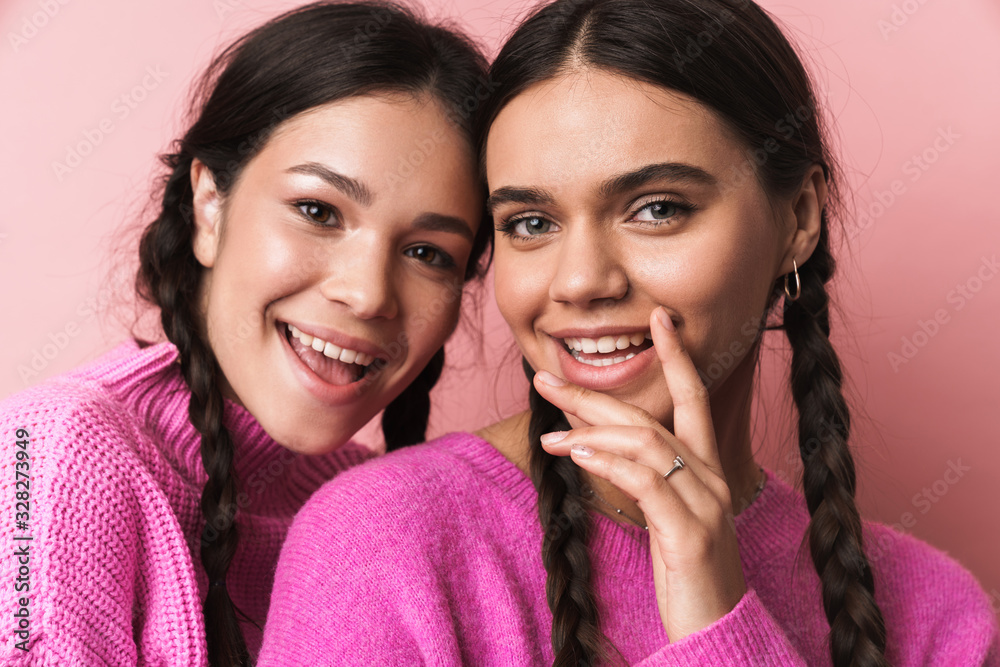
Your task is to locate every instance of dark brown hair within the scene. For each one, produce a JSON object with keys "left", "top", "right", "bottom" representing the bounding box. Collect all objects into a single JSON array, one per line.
[
  {"left": 478, "top": 0, "right": 887, "bottom": 665},
  {"left": 135, "top": 2, "right": 490, "bottom": 664}
]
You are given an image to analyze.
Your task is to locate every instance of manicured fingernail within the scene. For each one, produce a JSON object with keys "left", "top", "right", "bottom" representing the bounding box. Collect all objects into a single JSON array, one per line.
[
  {"left": 570, "top": 444, "right": 594, "bottom": 458},
  {"left": 656, "top": 307, "right": 675, "bottom": 332},
  {"left": 536, "top": 370, "right": 565, "bottom": 386},
  {"left": 540, "top": 431, "right": 568, "bottom": 446}
]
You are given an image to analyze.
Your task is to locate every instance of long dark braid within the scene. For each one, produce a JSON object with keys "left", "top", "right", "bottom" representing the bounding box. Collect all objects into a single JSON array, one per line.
[
  {"left": 135, "top": 3, "right": 490, "bottom": 664},
  {"left": 381, "top": 347, "right": 445, "bottom": 451},
  {"left": 138, "top": 154, "right": 250, "bottom": 665},
  {"left": 782, "top": 222, "right": 888, "bottom": 666},
  {"left": 522, "top": 361, "right": 610, "bottom": 666},
  {"left": 480, "top": 1, "right": 889, "bottom": 664}
]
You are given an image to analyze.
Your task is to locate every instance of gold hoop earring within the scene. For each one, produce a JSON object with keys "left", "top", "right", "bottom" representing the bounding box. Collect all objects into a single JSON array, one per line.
[{"left": 784, "top": 259, "right": 801, "bottom": 302}]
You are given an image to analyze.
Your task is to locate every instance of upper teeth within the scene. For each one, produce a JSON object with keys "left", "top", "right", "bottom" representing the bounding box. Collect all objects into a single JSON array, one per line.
[
  {"left": 563, "top": 333, "right": 651, "bottom": 354},
  {"left": 287, "top": 324, "right": 375, "bottom": 366}
]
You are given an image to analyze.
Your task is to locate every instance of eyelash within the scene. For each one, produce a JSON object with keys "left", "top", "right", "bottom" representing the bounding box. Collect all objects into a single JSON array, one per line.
[{"left": 496, "top": 197, "right": 696, "bottom": 240}]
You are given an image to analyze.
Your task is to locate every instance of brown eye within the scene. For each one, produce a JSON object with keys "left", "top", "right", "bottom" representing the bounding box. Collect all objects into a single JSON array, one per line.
[
  {"left": 297, "top": 201, "right": 333, "bottom": 224},
  {"left": 405, "top": 245, "right": 454, "bottom": 268}
]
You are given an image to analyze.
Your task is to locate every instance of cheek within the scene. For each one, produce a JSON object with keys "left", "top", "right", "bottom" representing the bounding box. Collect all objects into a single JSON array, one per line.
[
  {"left": 632, "top": 238, "right": 768, "bottom": 371},
  {"left": 493, "top": 249, "right": 548, "bottom": 336},
  {"left": 203, "top": 225, "right": 321, "bottom": 395},
  {"left": 212, "top": 221, "right": 307, "bottom": 317},
  {"left": 401, "top": 279, "right": 464, "bottom": 358}
]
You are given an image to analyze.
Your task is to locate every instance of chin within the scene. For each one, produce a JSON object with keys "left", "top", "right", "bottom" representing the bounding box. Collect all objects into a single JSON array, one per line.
[
  {"left": 278, "top": 431, "right": 352, "bottom": 456},
  {"left": 256, "top": 412, "right": 355, "bottom": 456}
]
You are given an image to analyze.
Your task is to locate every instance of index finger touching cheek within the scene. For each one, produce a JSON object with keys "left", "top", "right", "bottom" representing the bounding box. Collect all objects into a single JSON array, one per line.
[{"left": 650, "top": 307, "right": 723, "bottom": 474}]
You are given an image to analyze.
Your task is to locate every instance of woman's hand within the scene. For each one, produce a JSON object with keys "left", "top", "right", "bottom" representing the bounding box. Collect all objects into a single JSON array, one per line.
[{"left": 533, "top": 306, "right": 747, "bottom": 642}]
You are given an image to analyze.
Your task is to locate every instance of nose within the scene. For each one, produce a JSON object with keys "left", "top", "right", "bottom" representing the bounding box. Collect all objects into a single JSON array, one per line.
[
  {"left": 548, "top": 225, "right": 629, "bottom": 307},
  {"left": 318, "top": 234, "right": 399, "bottom": 320}
]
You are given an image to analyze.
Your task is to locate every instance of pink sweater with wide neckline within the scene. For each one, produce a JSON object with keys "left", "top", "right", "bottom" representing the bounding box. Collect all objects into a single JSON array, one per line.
[
  {"left": 0, "top": 341, "right": 373, "bottom": 665},
  {"left": 260, "top": 431, "right": 999, "bottom": 666}
]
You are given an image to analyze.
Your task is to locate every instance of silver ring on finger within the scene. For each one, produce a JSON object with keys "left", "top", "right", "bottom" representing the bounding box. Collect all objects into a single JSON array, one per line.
[{"left": 661, "top": 455, "right": 685, "bottom": 480}]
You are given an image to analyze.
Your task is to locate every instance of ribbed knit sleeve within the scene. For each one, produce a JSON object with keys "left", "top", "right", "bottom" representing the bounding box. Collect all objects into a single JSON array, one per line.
[
  {"left": 637, "top": 487, "right": 1000, "bottom": 667},
  {"left": 635, "top": 589, "right": 807, "bottom": 666},
  {"left": 0, "top": 381, "right": 205, "bottom": 666}
]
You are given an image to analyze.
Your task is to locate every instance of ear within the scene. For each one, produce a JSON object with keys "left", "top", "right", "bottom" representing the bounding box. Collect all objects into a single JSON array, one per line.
[
  {"left": 778, "top": 164, "right": 827, "bottom": 275},
  {"left": 190, "top": 158, "right": 224, "bottom": 268}
]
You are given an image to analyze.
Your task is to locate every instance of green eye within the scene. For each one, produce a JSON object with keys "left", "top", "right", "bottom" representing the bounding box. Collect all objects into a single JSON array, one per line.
[
  {"left": 635, "top": 202, "right": 679, "bottom": 222},
  {"left": 514, "top": 216, "right": 552, "bottom": 235},
  {"left": 631, "top": 199, "right": 694, "bottom": 226},
  {"left": 496, "top": 213, "right": 560, "bottom": 240}
]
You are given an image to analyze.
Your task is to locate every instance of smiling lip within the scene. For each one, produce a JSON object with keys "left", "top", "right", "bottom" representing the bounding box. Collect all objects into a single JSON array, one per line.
[
  {"left": 547, "top": 328, "right": 658, "bottom": 391},
  {"left": 277, "top": 321, "right": 388, "bottom": 406},
  {"left": 283, "top": 321, "right": 387, "bottom": 362}
]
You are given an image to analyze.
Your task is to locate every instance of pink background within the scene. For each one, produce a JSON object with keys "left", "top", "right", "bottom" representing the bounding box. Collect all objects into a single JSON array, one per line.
[{"left": 2, "top": 0, "right": 998, "bottom": 608}]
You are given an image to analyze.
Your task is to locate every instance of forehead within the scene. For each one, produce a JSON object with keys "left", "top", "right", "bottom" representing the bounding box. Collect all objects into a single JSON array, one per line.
[
  {"left": 255, "top": 93, "right": 475, "bottom": 188},
  {"left": 271, "top": 92, "right": 442, "bottom": 137},
  {"left": 485, "top": 69, "right": 748, "bottom": 193}
]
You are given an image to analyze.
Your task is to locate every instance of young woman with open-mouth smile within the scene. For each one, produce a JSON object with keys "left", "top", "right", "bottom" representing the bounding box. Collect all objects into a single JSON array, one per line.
[{"left": 0, "top": 3, "right": 490, "bottom": 665}]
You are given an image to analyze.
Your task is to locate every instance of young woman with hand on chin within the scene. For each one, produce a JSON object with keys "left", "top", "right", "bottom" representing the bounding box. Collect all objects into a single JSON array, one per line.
[
  {"left": 0, "top": 3, "right": 489, "bottom": 665},
  {"left": 260, "top": 1, "right": 998, "bottom": 665}
]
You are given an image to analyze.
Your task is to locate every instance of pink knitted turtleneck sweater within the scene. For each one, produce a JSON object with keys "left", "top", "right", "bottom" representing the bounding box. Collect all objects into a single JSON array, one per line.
[
  {"left": 0, "top": 340, "right": 373, "bottom": 665},
  {"left": 260, "top": 431, "right": 998, "bottom": 666}
]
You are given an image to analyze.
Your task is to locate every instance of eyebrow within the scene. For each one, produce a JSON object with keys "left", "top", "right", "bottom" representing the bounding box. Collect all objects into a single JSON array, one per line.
[
  {"left": 285, "top": 162, "right": 374, "bottom": 207},
  {"left": 486, "top": 162, "right": 716, "bottom": 214},
  {"left": 411, "top": 212, "right": 475, "bottom": 243},
  {"left": 485, "top": 186, "right": 554, "bottom": 214},
  {"left": 598, "top": 162, "right": 716, "bottom": 198}
]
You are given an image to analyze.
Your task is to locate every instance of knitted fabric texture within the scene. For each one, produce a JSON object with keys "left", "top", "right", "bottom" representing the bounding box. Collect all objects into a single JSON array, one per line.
[
  {"left": 260, "top": 431, "right": 999, "bottom": 666},
  {"left": 0, "top": 341, "right": 374, "bottom": 665}
]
